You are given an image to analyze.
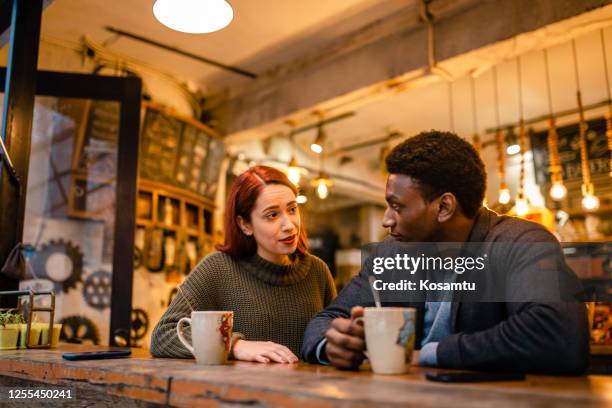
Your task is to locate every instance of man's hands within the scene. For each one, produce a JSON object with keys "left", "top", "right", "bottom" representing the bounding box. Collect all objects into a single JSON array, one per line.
[
  {"left": 324, "top": 306, "right": 366, "bottom": 369},
  {"left": 232, "top": 340, "right": 298, "bottom": 363}
]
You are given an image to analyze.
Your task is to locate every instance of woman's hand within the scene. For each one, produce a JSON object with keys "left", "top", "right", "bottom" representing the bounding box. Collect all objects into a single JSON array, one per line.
[{"left": 232, "top": 340, "right": 298, "bottom": 363}]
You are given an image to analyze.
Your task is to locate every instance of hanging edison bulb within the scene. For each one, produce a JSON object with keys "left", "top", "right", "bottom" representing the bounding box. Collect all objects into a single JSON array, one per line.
[
  {"left": 312, "top": 172, "right": 333, "bottom": 200},
  {"left": 498, "top": 184, "right": 511, "bottom": 205},
  {"left": 549, "top": 181, "right": 568, "bottom": 201},
  {"left": 287, "top": 156, "right": 301, "bottom": 186},
  {"left": 572, "top": 39, "right": 600, "bottom": 211},
  {"left": 496, "top": 129, "right": 510, "bottom": 204},
  {"left": 543, "top": 49, "right": 567, "bottom": 201},
  {"left": 515, "top": 195, "right": 530, "bottom": 216},
  {"left": 547, "top": 119, "right": 567, "bottom": 201},
  {"left": 578, "top": 125, "right": 599, "bottom": 211},
  {"left": 311, "top": 124, "right": 325, "bottom": 154},
  {"left": 492, "top": 66, "right": 510, "bottom": 207},
  {"left": 317, "top": 181, "right": 329, "bottom": 199},
  {"left": 581, "top": 183, "right": 600, "bottom": 211},
  {"left": 470, "top": 76, "right": 488, "bottom": 208},
  {"left": 513, "top": 118, "right": 530, "bottom": 215}
]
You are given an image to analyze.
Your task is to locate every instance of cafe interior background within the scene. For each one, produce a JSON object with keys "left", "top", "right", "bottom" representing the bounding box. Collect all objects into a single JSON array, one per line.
[{"left": 0, "top": 0, "right": 611, "bottom": 356}]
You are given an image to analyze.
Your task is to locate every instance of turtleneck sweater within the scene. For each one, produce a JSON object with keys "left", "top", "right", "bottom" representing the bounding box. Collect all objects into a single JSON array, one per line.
[{"left": 150, "top": 251, "right": 336, "bottom": 358}]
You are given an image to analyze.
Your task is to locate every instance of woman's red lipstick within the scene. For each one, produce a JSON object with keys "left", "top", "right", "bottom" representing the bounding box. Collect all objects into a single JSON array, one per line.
[{"left": 279, "top": 235, "right": 296, "bottom": 245}]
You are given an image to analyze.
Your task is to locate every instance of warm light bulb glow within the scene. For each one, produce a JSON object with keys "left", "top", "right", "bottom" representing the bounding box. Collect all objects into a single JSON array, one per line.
[
  {"left": 498, "top": 188, "right": 511, "bottom": 205},
  {"left": 316, "top": 180, "right": 329, "bottom": 199},
  {"left": 582, "top": 193, "right": 600, "bottom": 211},
  {"left": 311, "top": 143, "right": 323, "bottom": 154},
  {"left": 153, "top": 0, "right": 233, "bottom": 33},
  {"left": 287, "top": 166, "right": 301, "bottom": 186},
  {"left": 296, "top": 195, "right": 307, "bottom": 204},
  {"left": 514, "top": 198, "right": 529, "bottom": 216},
  {"left": 549, "top": 182, "right": 567, "bottom": 201},
  {"left": 506, "top": 144, "right": 521, "bottom": 155}
]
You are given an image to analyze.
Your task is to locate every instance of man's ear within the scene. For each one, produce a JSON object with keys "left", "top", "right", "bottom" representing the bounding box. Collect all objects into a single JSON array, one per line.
[
  {"left": 436, "top": 193, "right": 458, "bottom": 223},
  {"left": 237, "top": 216, "right": 253, "bottom": 236}
]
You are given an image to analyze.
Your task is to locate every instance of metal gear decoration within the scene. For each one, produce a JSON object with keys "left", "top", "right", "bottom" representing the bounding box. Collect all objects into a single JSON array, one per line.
[
  {"left": 32, "top": 239, "right": 83, "bottom": 293},
  {"left": 130, "top": 308, "right": 149, "bottom": 343},
  {"left": 59, "top": 315, "right": 100, "bottom": 345},
  {"left": 82, "top": 270, "right": 112, "bottom": 310}
]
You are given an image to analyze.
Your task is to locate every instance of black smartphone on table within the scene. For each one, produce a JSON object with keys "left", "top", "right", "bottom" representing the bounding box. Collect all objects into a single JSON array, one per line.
[
  {"left": 425, "top": 371, "right": 526, "bottom": 383},
  {"left": 62, "top": 350, "right": 131, "bottom": 361}
]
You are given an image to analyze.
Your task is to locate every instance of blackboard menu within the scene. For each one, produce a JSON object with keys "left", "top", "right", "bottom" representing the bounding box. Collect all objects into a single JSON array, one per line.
[
  {"left": 140, "top": 109, "right": 183, "bottom": 184},
  {"left": 530, "top": 117, "right": 611, "bottom": 185},
  {"left": 77, "top": 100, "right": 120, "bottom": 176},
  {"left": 201, "top": 137, "right": 224, "bottom": 200},
  {"left": 140, "top": 106, "right": 225, "bottom": 199},
  {"left": 176, "top": 125, "right": 209, "bottom": 192}
]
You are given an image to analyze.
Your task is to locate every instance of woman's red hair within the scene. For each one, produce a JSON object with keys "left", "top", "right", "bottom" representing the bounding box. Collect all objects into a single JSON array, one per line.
[{"left": 217, "top": 165, "right": 309, "bottom": 259}]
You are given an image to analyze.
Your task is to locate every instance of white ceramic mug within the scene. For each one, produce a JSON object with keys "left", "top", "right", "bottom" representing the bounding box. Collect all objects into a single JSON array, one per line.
[
  {"left": 356, "top": 307, "right": 416, "bottom": 374},
  {"left": 176, "top": 311, "right": 233, "bottom": 365}
]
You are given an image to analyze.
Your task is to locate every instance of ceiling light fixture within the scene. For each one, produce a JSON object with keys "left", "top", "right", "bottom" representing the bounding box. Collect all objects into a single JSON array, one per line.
[
  {"left": 506, "top": 143, "right": 521, "bottom": 156},
  {"left": 572, "top": 39, "right": 600, "bottom": 211},
  {"left": 312, "top": 172, "right": 333, "bottom": 200},
  {"left": 311, "top": 123, "right": 325, "bottom": 154},
  {"left": 493, "top": 66, "right": 510, "bottom": 206},
  {"left": 543, "top": 48, "right": 567, "bottom": 201},
  {"left": 285, "top": 122, "right": 303, "bottom": 186},
  {"left": 287, "top": 156, "right": 302, "bottom": 186},
  {"left": 514, "top": 56, "right": 531, "bottom": 217},
  {"left": 153, "top": 0, "right": 234, "bottom": 34},
  {"left": 505, "top": 126, "right": 520, "bottom": 155},
  {"left": 470, "top": 76, "right": 487, "bottom": 206},
  {"left": 498, "top": 185, "right": 511, "bottom": 205},
  {"left": 599, "top": 29, "right": 612, "bottom": 179}
]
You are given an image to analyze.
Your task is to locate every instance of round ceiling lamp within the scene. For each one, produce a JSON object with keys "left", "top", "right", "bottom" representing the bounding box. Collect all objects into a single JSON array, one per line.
[{"left": 153, "top": 0, "right": 234, "bottom": 34}]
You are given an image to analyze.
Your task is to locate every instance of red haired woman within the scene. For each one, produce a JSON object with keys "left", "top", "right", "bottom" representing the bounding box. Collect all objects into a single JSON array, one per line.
[{"left": 151, "top": 165, "right": 336, "bottom": 363}]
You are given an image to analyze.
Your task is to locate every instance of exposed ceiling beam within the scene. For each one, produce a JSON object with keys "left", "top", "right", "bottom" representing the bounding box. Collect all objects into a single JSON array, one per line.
[
  {"left": 104, "top": 26, "right": 258, "bottom": 79},
  {"left": 208, "top": 0, "right": 612, "bottom": 138}
]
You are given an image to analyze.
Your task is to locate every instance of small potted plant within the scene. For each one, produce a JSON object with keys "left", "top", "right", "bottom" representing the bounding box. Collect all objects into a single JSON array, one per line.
[{"left": 0, "top": 311, "right": 21, "bottom": 350}]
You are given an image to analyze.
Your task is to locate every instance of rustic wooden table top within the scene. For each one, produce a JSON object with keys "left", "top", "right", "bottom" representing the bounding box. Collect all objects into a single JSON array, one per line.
[{"left": 0, "top": 344, "right": 611, "bottom": 407}]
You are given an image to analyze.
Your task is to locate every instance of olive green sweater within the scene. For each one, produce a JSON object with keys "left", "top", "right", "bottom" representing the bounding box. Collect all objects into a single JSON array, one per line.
[{"left": 150, "top": 251, "right": 336, "bottom": 358}]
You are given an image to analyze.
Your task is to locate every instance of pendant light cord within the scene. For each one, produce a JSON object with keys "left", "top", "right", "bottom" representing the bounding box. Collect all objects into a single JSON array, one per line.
[
  {"left": 470, "top": 75, "right": 481, "bottom": 153},
  {"left": 516, "top": 56, "right": 526, "bottom": 200},
  {"left": 470, "top": 76, "right": 478, "bottom": 134},
  {"left": 572, "top": 39, "right": 592, "bottom": 188},
  {"left": 600, "top": 29, "right": 612, "bottom": 107},
  {"left": 493, "top": 65, "right": 506, "bottom": 188},
  {"left": 543, "top": 49, "right": 555, "bottom": 116},
  {"left": 601, "top": 28, "right": 612, "bottom": 178},
  {"left": 543, "top": 49, "right": 563, "bottom": 185}
]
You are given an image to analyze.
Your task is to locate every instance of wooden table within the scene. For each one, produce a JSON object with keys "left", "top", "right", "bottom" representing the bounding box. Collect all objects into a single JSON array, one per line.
[{"left": 1, "top": 344, "right": 611, "bottom": 407}]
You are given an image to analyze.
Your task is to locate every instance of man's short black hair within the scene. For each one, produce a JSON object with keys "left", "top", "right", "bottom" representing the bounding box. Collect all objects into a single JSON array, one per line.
[{"left": 385, "top": 130, "right": 486, "bottom": 218}]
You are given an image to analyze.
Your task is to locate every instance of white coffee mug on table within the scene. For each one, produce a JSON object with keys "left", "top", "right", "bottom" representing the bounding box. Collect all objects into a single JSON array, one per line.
[
  {"left": 356, "top": 307, "right": 416, "bottom": 375},
  {"left": 176, "top": 311, "right": 233, "bottom": 365}
]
